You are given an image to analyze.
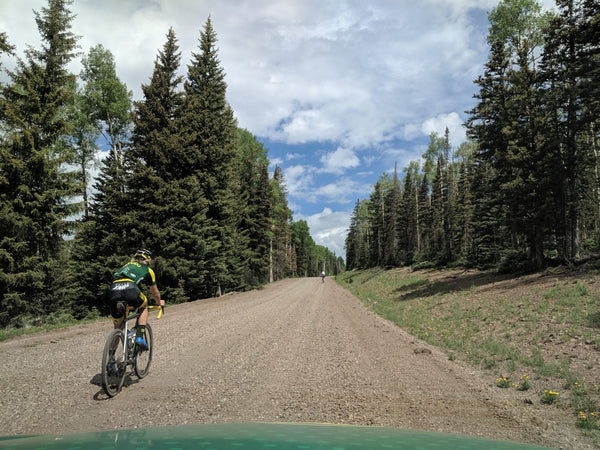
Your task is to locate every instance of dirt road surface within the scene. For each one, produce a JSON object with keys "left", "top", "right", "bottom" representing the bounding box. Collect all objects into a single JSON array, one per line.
[{"left": 0, "top": 278, "right": 593, "bottom": 448}]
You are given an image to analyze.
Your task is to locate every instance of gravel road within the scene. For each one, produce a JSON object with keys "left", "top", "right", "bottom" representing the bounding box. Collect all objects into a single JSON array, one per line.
[{"left": 0, "top": 278, "right": 593, "bottom": 448}]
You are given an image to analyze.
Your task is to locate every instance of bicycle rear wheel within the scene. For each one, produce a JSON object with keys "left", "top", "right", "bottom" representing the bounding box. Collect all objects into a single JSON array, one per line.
[
  {"left": 102, "top": 329, "right": 126, "bottom": 397},
  {"left": 134, "top": 323, "right": 153, "bottom": 378}
]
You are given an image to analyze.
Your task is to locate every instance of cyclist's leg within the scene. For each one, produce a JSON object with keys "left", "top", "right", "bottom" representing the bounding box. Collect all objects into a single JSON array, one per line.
[
  {"left": 133, "top": 293, "right": 149, "bottom": 349},
  {"left": 135, "top": 293, "right": 149, "bottom": 327},
  {"left": 107, "top": 297, "right": 126, "bottom": 371},
  {"left": 110, "top": 301, "right": 125, "bottom": 330}
]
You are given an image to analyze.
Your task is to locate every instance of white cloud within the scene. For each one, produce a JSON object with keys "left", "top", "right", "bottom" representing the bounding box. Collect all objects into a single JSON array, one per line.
[
  {"left": 299, "top": 208, "right": 351, "bottom": 259},
  {"left": 282, "top": 164, "right": 315, "bottom": 199},
  {"left": 421, "top": 112, "right": 467, "bottom": 146},
  {"left": 319, "top": 147, "right": 360, "bottom": 175},
  {"left": 313, "top": 179, "right": 369, "bottom": 205},
  {"left": 285, "top": 152, "right": 303, "bottom": 161}
]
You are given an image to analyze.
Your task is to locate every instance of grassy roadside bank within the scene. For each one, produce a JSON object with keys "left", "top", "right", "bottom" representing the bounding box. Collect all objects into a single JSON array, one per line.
[
  {"left": 336, "top": 266, "right": 600, "bottom": 442},
  {"left": 0, "top": 311, "right": 101, "bottom": 342}
]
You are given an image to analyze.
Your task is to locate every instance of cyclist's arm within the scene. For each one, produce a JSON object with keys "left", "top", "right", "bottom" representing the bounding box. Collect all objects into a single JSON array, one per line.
[{"left": 150, "top": 284, "right": 164, "bottom": 307}]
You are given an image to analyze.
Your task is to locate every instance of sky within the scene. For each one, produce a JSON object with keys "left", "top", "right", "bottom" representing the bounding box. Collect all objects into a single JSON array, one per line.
[{"left": 0, "top": 0, "right": 557, "bottom": 260}]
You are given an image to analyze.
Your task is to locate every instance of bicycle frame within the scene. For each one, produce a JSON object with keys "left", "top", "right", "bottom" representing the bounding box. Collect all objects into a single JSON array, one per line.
[
  {"left": 102, "top": 304, "right": 163, "bottom": 397},
  {"left": 119, "top": 305, "right": 163, "bottom": 362}
]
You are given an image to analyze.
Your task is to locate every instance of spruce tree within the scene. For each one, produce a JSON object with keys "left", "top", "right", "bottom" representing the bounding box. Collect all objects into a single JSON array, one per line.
[
  {"left": 271, "top": 166, "right": 293, "bottom": 281},
  {"left": 236, "top": 129, "right": 271, "bottom": 287},
  {"left": 465, "top": 40, "right": 511, "bottom": 267},
  {"left": 456, "top": 160, "right": 475, "bottom": 263},
  {"left": 417, "top": 159, "right": 432, "bottom": 259},
  {"left": 345, "top": 200, "right": 362, "bottom": 270},
  {"left": 367, "top": 179, "right": 386, "bottom": 267},
  {"left": 383, "top": 164, "right": 401, "bottom": 266},
  {"left": 540, "top": 0, "right": 598, "bottom": 262},
  {"left": 291, "top": 220, "right": 314, "bottom": 277},
  {"left": 400, "top": 162, "right": 420, "bottom": 265},
  {"left": 126, "top": 27, "right": 212, "bottom": 303},
  {"left": 180, "top": 17, "right": 241, "bottom": 296},
  {"left": 503, "top": 44, "right": 549, "bottom": 269},
  {"left": 0, "top": 0, "right": 79, "bottom": 326}
]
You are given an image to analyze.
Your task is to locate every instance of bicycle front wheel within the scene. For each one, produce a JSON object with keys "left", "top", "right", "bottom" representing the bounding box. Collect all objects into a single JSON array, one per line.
[
  {"left": 102, "top": 329, "right": 126, "bottom": 397},
  {"left": 134, "top": 323, "right": 153, "bottom": 378}
]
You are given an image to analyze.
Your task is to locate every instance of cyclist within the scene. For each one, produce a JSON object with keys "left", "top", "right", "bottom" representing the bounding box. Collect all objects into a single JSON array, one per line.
[
  {"left": 321, "top": 271, "right": 326, "bottom": 283},
  {"left": 110, "top": 249, "right": 165, "bottom": 350}
]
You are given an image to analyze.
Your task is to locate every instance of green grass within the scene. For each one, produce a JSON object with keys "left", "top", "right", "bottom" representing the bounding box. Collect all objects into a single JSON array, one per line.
[
  {"left": 336, "top": 267, "right": 600, "bottom": 443},
  {"left": 0, "top": 309, "right": 101, "bottom": 342}
]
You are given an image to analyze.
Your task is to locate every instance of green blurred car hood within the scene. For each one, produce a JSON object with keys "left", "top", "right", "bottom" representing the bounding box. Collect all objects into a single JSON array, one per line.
[{"left": 0, "top": 423, "right": 551, "bottom": 449}]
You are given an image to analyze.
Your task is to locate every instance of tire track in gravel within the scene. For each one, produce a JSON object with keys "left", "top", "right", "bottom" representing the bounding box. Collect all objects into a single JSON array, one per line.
[{"left": 0, "top": 278, "right": 593, "bottom": 449}]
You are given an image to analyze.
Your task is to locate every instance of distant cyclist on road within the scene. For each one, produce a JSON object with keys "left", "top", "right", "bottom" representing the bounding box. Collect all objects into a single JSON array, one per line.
[
  {"left": 110, "top": 249, "right": 165, "bottom": 349},
  {"left": 321, "top": 271, "right": 326, "bottom": 283}
]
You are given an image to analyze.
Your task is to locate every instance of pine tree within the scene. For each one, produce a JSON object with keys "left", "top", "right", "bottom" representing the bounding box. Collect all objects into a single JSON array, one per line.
[
  {"left": 345, "top": 200, "right": 362, "bottom": 270},
  {"left": 417, "top": 159, "right": 432, "bottom": 259},
  {"left": 291, "top": 220, "right": 315, "bottom": 277},
  {"left": 236, "top": 129, "right": 272, "bottom": 287},
  {"left": 383, "top": 164, "right": 401, "bottom": 266},
  {"left": 540, "top": 0, "right": 598, "bottom": 262},
  {"left": 429, "top": 156, "right": 445, "bottom": 262},
  {"left": 367, "top": 179, "right": 386, "bottom": 267},
  {"left": 125, "top": 27, "right": 213, "bottom": 303},
  {"left": 271, "top": 166, "right": 293, "bottom": 281},
  {"left": 465, "top": 40, "right": 512, "bottom": 267},
  {"left": 0, "top": 0, "right": 79, "bottom": 326},
  {"left": 454, "top": 140, "right": 477, "bottom": 263},
  {"left": 503, "top": 44, "right": 549, "bottom": 269},
  {"left": 455, "top": 160, "right": 474, "bottom": 263},
  {"left": 131, "top": 27, "right": 184, "bottom": 178},
  {"left": 400, "top": 162, "right": 419, "bottom": 265},
  {"left": 180, "top": 17, "right": 241, "bottom": 296}
]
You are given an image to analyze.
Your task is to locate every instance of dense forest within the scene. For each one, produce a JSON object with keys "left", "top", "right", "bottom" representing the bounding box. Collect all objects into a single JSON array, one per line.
[
  {"left": 345, "top": 0, "right": 600, "bottom": 273},
  {"left": 0, "top": 0, "right": 343, "bottom": 328}
]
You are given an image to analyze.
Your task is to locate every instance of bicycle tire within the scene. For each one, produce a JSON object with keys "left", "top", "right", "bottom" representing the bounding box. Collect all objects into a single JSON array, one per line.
[
  {"left": 102, "top": 329, "right": 126, "bottom": 397},
  {"left": 134, "top": 323, "right": 153, "bottom": 378}
]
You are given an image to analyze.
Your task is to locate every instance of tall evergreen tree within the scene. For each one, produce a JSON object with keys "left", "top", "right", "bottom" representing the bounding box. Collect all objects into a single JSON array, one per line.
[
  {"left": 540, "top": 0, "right": 598, "bottom": 262},
  {"left": 291, "top": 220, "right": 315, "bottom": 277},
  {"left": 465, "top": 40, "right": 512, "bottom": 267},
  {"left": 400, "top": 162, "right": 420, "bottom": 265},
  {"left": 271, "top": 166, "right": 293, "bottom": 281},
  {"left": 367, "top": 179, "right": 387, "bottom": 267},
  {"left": 0, "top": 0, "right": 79, "bottom": 326},
  {"left": 384, "top": 164, "right": 401, "bottom": 266},
  {"left": 180, "top": 17, "right": 240, "bottom": 296},
  {"left": 455, "top": 159, "right": 474, "bottom": 263},
  {"left": 503, "top": 44, "right": 549, "bottom": 268},
  {"left": 126, "top": 27, "right": 211, "bottom": 304},
  {"left": 345, "top": 200, "right": 364, "bottom": 270},
  {"left": 236, "top": 129, "right": 272, "bottom": 287},
  {"left": 417, "top": 158, "right": 432, "bottom": 258}
]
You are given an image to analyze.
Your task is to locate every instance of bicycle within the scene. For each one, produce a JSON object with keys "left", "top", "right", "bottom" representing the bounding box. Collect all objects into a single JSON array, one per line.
[{"left": 101, "top": 304, "right": 163, "bottom": 397}]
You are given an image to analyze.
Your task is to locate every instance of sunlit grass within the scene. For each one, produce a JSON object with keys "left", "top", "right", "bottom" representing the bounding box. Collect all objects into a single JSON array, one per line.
[{"left": 336, "top": 268, "right": 600, "bottom": 441}]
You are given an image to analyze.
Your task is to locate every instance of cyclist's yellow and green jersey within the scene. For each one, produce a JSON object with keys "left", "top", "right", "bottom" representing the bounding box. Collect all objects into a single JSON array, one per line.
[
  {"left": 110, "top": 262, "right": 157, "bottom": 323},
  {"left": 113, "top": 261, "right": 157, "bottom": 293}
]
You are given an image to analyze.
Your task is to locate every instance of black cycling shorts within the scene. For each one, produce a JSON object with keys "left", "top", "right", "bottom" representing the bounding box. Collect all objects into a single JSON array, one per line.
[{"left": 110, "top": 281, "right": 144, "bottom": 318}]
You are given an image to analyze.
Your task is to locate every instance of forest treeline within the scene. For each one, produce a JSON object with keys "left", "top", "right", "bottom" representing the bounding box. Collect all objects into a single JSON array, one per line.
[
  {"left": 0, "top": 0, "right": 343, "bottom": 328},
  {"left": 345, "top": 0, "right": 599, "bottom": 273}
]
